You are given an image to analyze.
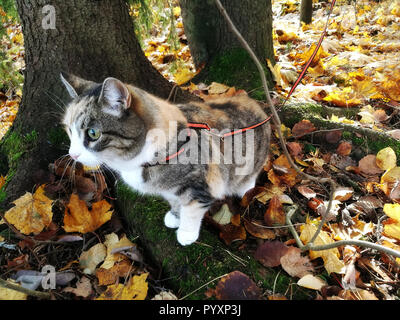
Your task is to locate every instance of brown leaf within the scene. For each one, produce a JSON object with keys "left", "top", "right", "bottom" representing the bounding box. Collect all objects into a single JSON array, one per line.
[
  {"left": 280, "top": 246, "right": 314, "bottom": 278},
  {"left": 336, "top": 141, "right": 352, "bottom": 156},
  {"left": 219, "top": 224, "right": 246, "bottom": 245},
  {"left": 254, "top": 240, "right": 289, "bottom": 267},
  {"left": 358, "top": 154, "right": 384, "bottom": 175},
  {"left": 287, "top": 142, "right": 303, "bottom": 158},
  {"left": 297, "top": 185, "right": 317, "bottom": 199},
  {"left": 214, "top": 271, "right": 262, "bottom": 300},
  {"left": 240, "top": 186, "right": 266, "bottom": 207},
  {"left": 264, "top": 196, "right": 285, "bottom": 226},
  {"left": 325, "top": 130, "right": 342, "bottom": 144},
  {"left": 244, "top": 219, "right": 276, "bottom": 240},
  {"left": 292, "top": 120, "right": 316, "bottom": 138}
]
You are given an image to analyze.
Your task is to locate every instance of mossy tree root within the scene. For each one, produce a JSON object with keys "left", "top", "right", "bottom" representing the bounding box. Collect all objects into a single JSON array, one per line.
[{"left": 116, "top": 183, "right": 313, "bottom": 300}]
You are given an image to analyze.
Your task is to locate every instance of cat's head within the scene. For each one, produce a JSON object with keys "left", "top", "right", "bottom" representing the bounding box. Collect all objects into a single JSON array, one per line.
[{"left": 60, "top": 73, "right": 146, "bottom": 168}]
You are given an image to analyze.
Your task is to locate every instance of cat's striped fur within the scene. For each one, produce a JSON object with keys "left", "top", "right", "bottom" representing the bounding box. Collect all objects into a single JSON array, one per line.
[{"left": 61, "top": 74, "right": 270, "bottom": 245}]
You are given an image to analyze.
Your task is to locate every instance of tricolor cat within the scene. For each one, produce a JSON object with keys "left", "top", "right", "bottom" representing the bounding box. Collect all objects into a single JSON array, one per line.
[{"left": 60, "top": 73, "right": 270, "bottom": 245}]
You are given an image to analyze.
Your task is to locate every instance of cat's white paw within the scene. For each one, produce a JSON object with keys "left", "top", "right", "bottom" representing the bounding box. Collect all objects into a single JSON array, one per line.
[
  {"left": 164, "top": 211, "right": 180, "bottom": 229},
  {"left": 176, "top": 229, "right": 198, "bottom": 246}
]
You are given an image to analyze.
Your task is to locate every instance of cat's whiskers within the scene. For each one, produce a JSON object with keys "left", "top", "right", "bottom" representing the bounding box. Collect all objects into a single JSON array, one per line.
[{"left": 57, "top": 157, "right": 73, "bottom": 187}]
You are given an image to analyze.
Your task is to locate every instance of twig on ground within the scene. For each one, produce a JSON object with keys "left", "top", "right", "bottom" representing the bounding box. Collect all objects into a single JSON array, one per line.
[{"left": 0, "top": 278, "right": 52, "bottom": 299}]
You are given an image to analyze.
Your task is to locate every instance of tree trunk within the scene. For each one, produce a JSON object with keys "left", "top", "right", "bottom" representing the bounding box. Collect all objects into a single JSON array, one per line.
[
  {"left": 2, "top": 0, "right": 192, "bottom": 205},
  {"left": 179, "top": 0, "right": 275, "bottom": 96},
  {"left": 300, "top": 0, "right": 313, "bottom": 24}
]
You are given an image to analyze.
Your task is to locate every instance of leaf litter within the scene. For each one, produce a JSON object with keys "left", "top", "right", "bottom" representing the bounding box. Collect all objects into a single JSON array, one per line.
[{"left": 2, "top": 0, "right": 400, "bottom": 300}]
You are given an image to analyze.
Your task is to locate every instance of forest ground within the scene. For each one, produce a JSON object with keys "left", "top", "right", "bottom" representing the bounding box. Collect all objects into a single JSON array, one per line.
[{"left": 0, "top": 0, "right": 400, "bottom": 300}]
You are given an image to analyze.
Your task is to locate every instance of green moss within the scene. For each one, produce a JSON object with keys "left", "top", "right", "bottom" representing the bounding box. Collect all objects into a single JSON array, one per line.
[
  {"left": 206, "top": 48, "right": 273, "bottom": 100},
  {"left": 0, "top": 130, "right": 38, "bottom": 198},
  {"left": 116, "top": 182, "right": 313, "bottom": 300},
  {"left": 47, "top": 127, "right": 70, "bottom": 150}
]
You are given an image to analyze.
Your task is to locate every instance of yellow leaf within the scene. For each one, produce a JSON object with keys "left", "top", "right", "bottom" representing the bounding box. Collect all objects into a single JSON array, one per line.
[
  {"left": 63, "top": 194, "right": 113, "bottom": 233},
  {"left": 0, "top": 280, "right": 27, "bottom": 300},
  {"left": 383, "top": 203, "right": 400, "bottom": 240},
  {"left": 100, "top": 233, "right": 136, "bottom": 269},
  {"left": 79, "top": 243, "right": 107, "bottom": 275},
  {"left": 297, "top": 274, "right": 327, "bottom": 291},
  {"left": 4, "top": 185, "right": 53, "bottom": 235},
  {"left": 97, "top": 273, "right": 148, "bottom": 300},
  {"left": 300, "top": 221, "right": 345, "bottom": 274},
  {"left": 0, "top": 175, "right": 6, "bottom": 189},
  {"left": 376, "top": 147, "right": 397, "bottom": 171}
]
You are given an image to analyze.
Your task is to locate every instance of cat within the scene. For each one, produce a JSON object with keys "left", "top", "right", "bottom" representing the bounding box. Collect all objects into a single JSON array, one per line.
[{"left": 60, "top": 73, "right": 270, "bottom": 245}]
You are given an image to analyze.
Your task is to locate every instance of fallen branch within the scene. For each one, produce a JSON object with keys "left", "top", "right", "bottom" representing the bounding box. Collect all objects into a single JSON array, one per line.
[
  {"left": 0, "top": 278, "right": 52, "bottom": 300},
  {"left": 286, "top": 205, "right": 400, "bottom": 259}
]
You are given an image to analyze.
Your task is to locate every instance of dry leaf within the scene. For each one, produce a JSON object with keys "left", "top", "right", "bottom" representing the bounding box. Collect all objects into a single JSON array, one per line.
[
  {"left": 382, "top": 203, "right": 400, "bottom": 240},
  {"left": 0, "top": 279, "right": 27, "bottom": 300},
  {"left": 376, "top": 147, "right": 397, "bottom": 170},
  {"left": 79, "top": 243, "right": 107, "bottom": 275},
  {"left": 4, "top": 185, "right": 53, "bottom": 235},
  {"left": 254, "top": 240, "right": 289, "bottom": 267},
  {"left": 280, "top": 246, "right": 314, "bottom": 278},
  {"left": 300, "top": 221, "right": 345, "bottom": 274},
  {"left": 297, "top": 274, "right": 327, "bottom": 291},
  {"left": 151, "top": 291, "right": 178, "bottom": 300},
  {"left": 264, "top": 196, "right": 286, "bottom": 226},
  {"left": 244, "top": 219, "right": 276, "bottom": 240},
  {"left": 97, "top": 273, "right": 148, "bottom": 300},
  {"left": 63, "top": 194, "right": 113, "bottom": 233},
  {"left": 336, "top": 141, "right": 352, "bottom": 156},
  {"left": 358, "top": 154, "right": 383, "bottom": 175},
  {"left": 292, "top": 120, "right": 316, "bottom": 138},
  {"left": 214, "top": 271, "right": 261, "bottom": 300},
  {"left": 63, "top": 276, "right": 93, "bottom": 298},
  {"left": 212, "top": 204, "right": 233, "bottom": 225}
]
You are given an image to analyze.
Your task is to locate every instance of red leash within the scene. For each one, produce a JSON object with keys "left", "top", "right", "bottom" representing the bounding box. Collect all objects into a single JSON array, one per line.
[{"left": 148, "top": 0, "right": 336, "bottom": 165}]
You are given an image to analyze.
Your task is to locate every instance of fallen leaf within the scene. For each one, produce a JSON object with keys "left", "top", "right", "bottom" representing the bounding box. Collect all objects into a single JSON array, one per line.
[
  {"left": 0, "top": 279, "right": 27, "bottom": 300},
  {"left": 79, "top": 243, "right": 107, "bottom": 275},
  {"left": 214, "top": 271, "right": 261, "bottom": 300},
  {"left": 4, "top": 185, "right": 53, "bottom": 235},
  {"left": 300, "top": 220, "right": 345, "bottom": 274},
  {"left": 297, "top": 274, "right": 327, "bottom": 291},
  {"left": 382, "top": 203, "right": 400, "bottom": 240},
  {"left": 358, "top": 154, "right": 384, "bottom": 175},
  {"left": 336, "top": 141, "right": 352, "bottom": 156},
  {"left": 244, "top": 219, "right": 276, "bottom": 240},
  {"left": 292, "top": 120, "right": 316, "bottom": 138},
  {"left": 63, "top": 194, "right": 113, "bottom": 234},
  {"left": 97, "top": 273, "right": 148, "bottom": 300},
  {"left": 63, "top": 276, "right": 93, "bottom": 298},
  {"left": 297, "top": 185, "right": 317, "bottom": 199},
  {"left": 333, "top": 186, "right": 354, "bottom": 202},
  {"left": 280, "top": 246, "right": 314, "bottom": 278},
  {"left": 376, "top": 147, "right": 397, "bottom": 170},
  {"left": 264, "top": 196, "right": 286, "bottom": 226},
  {"left": 151, "top": 291, "right": 178, "bottom": 300},
  {"left": 219, "top": 224, "right": 246, "bottom": 245},
  {"left": 268, "top": 155, "right": 298, "bottom": 187},
  {"left": 212, "top": 204, "right": 233, "bottom": 225},
  {"left": 254, "top": 240, "right": 289, "bottom": 267}
]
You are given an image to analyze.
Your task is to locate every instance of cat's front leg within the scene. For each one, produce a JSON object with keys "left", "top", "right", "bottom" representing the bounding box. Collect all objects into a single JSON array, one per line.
[
  {"left": 176, "top": 201, "right": 209, "bottom": 246},
  {"left": 164, "top": 198, "right": 181, "bottom": 229}
]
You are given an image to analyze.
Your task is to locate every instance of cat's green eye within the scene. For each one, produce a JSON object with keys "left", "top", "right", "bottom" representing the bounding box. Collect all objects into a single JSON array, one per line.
[{"left": 87, "top": 128, "right": 101, "bottom": 141}]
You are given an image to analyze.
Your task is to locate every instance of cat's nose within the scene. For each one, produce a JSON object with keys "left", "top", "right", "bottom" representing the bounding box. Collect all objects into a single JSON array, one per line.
[{"left": 70, "top": 153, "right": 80, "bottom": 160}]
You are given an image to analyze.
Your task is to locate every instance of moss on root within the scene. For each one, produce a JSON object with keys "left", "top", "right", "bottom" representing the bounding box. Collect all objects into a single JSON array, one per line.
[
  {"left": 280, "top": 103, "right": 400, "bottom": 163},
  {"left": 116, "top": 182, "right": 313, "bottom": 300}
]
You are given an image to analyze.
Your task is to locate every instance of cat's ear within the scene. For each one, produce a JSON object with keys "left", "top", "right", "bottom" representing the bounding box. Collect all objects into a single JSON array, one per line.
[
  {"left": 98, "top": 77, "right": 131, "bottom": 117},
  {"left": 60, "top": 72, "right": 97, "bottom": 98}
]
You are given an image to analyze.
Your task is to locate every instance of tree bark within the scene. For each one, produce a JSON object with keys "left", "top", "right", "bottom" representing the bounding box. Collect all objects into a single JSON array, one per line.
[
  {"left": 300, "top": 0, "right": 313, "bottom": 24},
  {"left": 3, "top": 0, "right": 192, "bottom": 205},
  {"left": 180, "top": 0, "right": 274, "bottom": 69},
  {"left": 179, "top": 0, "right": 275, "bottom": 92}
]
